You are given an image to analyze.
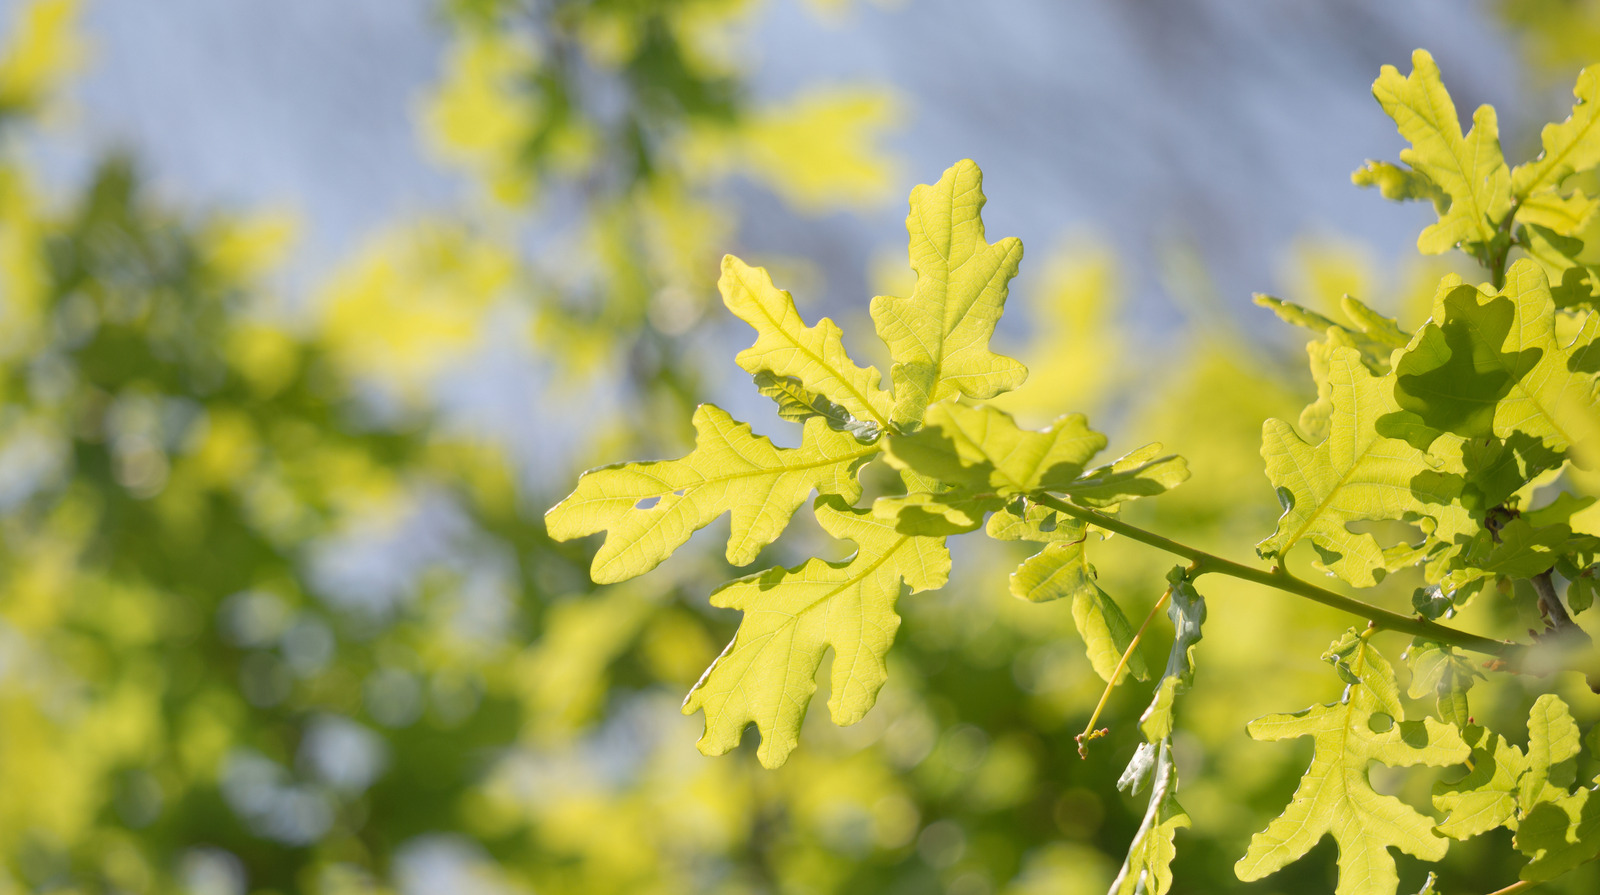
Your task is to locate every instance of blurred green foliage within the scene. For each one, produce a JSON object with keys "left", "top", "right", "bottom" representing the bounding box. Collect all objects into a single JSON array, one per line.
[{"left": 0, "top": 1, "right": 1598, "bottom": 894}]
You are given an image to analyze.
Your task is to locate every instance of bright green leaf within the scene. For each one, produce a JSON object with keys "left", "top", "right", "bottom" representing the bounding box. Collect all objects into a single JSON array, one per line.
[
  {"left": 1520, "top": 694, "right": 1583, "bottom": 810},
  {"left": 1259, "top": 346, "right": 1464, "bottom": 586},
  {"left": 984, "top": 500, "right": 1075, "bottom": 542},
  {"left": 1235, "top": 632, "right": 1469, "bottom": 895},
  {"left": 1350, "top": 160, "right": 1448, "bottom": 212},
  {"left": 1256, "top": 292, "right": 1407, "bottom": 373},
  {"left": 986, "top": 502, "right": 1148, "bottom": 683},
  {"left": 1369, "top": 49, "right": 1511, "bottom": 255},
  {"left": 1517, "top": 191, "right": 1597, "bottom": 236},
  {"left": 547, "top": 405, "right": 876, "bottom": 583},
  {"left": 1341, "top": 294, "right": 1411, "bottom": 351},
  {"left": 1393, "top": 261, "right": 1600, "bottom": 453},
  {"left": 872, "top": 490, "right": 1000, "bottom": 535},
  {"left": 681, "top": 495, "right": 950, "bottom": 768},
  {"left": 870, "top": 159, "right": 1028, "bottom": 426},
  {"left": 1433, "top": 725, "right": 1526, "bottom": 840},
  {"left": 883, "top": 402, "right": 1105, "bottom": 495},
  {"left": 721, "top": 254, "right": 894, "bottom": 435},
  {"left": 1516, "top": 789, "right": 1600, "bottom": 882},
  {"left": 1060, "top": 443, "right": 1189, "bottom": 509},
  {"left": 1520, "top": 223, "right": 1600, "bottom": 310},
  {"left": 1404, "top": 639, "right": 1479, "bottom": 703},
  {"left": 1511, "top": 65, "right": 1600, "bottom": 201},
  {"left": 1030, "top": 549, "right": 1147, "bottom": 683}
]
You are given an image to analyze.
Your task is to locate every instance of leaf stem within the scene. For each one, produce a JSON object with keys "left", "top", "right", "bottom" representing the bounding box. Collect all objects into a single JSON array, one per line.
[
  {"left": 1484, "top": 879, "right": 1538, "bottom": 895},
  {"left": 1076, "top": 583, "right": 1171, "bottom": 758},
  {"left": 1032, "top": 495, "right": 1520, "bottom": 660}
]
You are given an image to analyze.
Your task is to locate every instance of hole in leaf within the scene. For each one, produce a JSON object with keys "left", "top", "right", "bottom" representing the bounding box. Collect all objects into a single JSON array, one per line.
[
  {"left": 1367, "top": 712, "right": 1395, "bottom": 734},
  {"left": 635, "top": 496, "right": 662, "bottom": 510},
  {"left": 1346, "top": 518, "right": 1425, "bottom": 550}
]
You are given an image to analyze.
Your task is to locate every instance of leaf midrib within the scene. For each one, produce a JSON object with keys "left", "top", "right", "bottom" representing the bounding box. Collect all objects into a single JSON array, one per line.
[
  {"left": 596, "top": 443, "right": 880, "bottom": 503},
  {"left": 721, "top": 531, "right": 920, "bottom": 738},
  {"left": 735, "top": 265, "right": 891, "bottom": 431}
]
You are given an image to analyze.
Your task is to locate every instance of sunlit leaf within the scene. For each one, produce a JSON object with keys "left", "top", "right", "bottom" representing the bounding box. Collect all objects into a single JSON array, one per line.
[
  {"left": 1433, "top": 725, "right": 1525, "bottom": 840},
  {"left": 1235, "top": 632, "right": 1469, "bottom": 895},
  {"left": 870, "top": 160, "right": 1028, "bottom": 426},
  {"left": 883, "top": 402, "right": 1105, "bottom": 495},
  {"left": 1367, "top": 49, "right": 1512, "bottom": 255},
  {"left": 546, "top": 405, "right": 877, "bottom": 583},
  {"left": 1258, "top": 346, "right": 1463, "bottom": 586},
  {"left": 720, "top": 254, "right": 894, "bottom": 435},
  {"left": 1511, "top": 65, "right": 1600, "bottom": 202},
  {"left": 681, "top": 496, "right": 949, "bottom": 768},
  {"left": 1393, "top": 261, "right": 1600, "bottom": 453},
  {"left": 1350, "top": 160, "right": 1448, "bottom": 213},
  {"left": 984, "top": 502, "right": 1148, "bottom": 683}
]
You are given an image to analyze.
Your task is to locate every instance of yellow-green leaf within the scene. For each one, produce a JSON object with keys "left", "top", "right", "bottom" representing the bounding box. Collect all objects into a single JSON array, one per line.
[
  {"left": 986, "top": 502, "right": 1148, "bottom": 683},
  {"left": 1517, "top": 191, "right": 1598, "bottom": 236},
  {"left": 1258, "top": 346, "right": 1463, "bottom": 586},
  {"left": 1062, "top": 442, "right": 1189, "bottom": 509},
  {"left": 1433, "top": 725, "right": 1525, "bottom": 840},
  {"left": 1351, "top": 160, "right": 1449, "bottom": 212},
  {"left": 1235, "top": 632, "right": 1469, "bottom": 895},
  {"left": 1369, "top": 49, "right": 1511, "bottom": 255},
  {"left": 1393, "top": 260, "right": 1600, "bottom": 453},
  {"left": 681, "top": 496, "right": 949, "bottom": 768},
  {"left": 720, "top": 254, "right": 894, "bottom": 435},
  {"left": 546, "top": 405, "right": 877, "bottom": 583},
  {"left": 1520, "top": 694, "right": 1583, "bottom": 811},
  {"left": 871, "top": 490, "right": 1000, "bottom": 535},
  {"left": 870, "top": 160, "right": 1027, "bottom": 426},
  {"left": 1512, "top": 65, "right": 1600, "bottom": 200},
  {"left": 883, "top": 402, "right": 1105, "bottom": 496},
  {"left": 1517, "top": 789, "right": 1600, "bottom": 882}
]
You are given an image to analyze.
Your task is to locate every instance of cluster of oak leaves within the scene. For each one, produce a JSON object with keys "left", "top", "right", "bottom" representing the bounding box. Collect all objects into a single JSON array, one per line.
[{"left": 550, "top": 51, "right": 1600, "bottom": 895}]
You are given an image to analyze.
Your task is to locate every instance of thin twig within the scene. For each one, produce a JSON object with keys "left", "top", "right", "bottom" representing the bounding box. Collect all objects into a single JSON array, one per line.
[
  {"left": 1076, "top": 584, "right": 1172, "bottom": 758},
  {"left": 1032, "top": 494, "right": 1521, "bottom": 661}
]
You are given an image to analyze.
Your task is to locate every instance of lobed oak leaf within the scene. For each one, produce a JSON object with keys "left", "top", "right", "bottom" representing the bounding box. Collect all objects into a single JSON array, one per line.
[
  {"left": 546, "top": 405, "right": 877, "bottom": 583},
  {"left": 1259, "top": 347, "right": 1465, "bottom": 587},
  {"left": 681, "top": 495, "right": 949, "bottom": 768},
  {"left": 720, "top": 254, "right": 894, "bottom": 437},
  {"left": 1511, "top": 65, "right": 1600, "bottom": 213},
  {"left": 870, "top": 159, "right": 1028, "bottom": 427},
  {"left": 1393, "top": 261, "right": 1600, "bottom": 454},
  {"left": 1235, "top": 633, "right": 1469, "bottom": 895},
  {"left": 1367, "top": 49, "right": 1512, "bottom": 256}
]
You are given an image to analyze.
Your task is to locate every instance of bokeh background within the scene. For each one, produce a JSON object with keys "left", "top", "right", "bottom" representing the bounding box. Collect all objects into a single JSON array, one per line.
[{"left": 1, "top": 1, "right": 1598, "bottom": 893}]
